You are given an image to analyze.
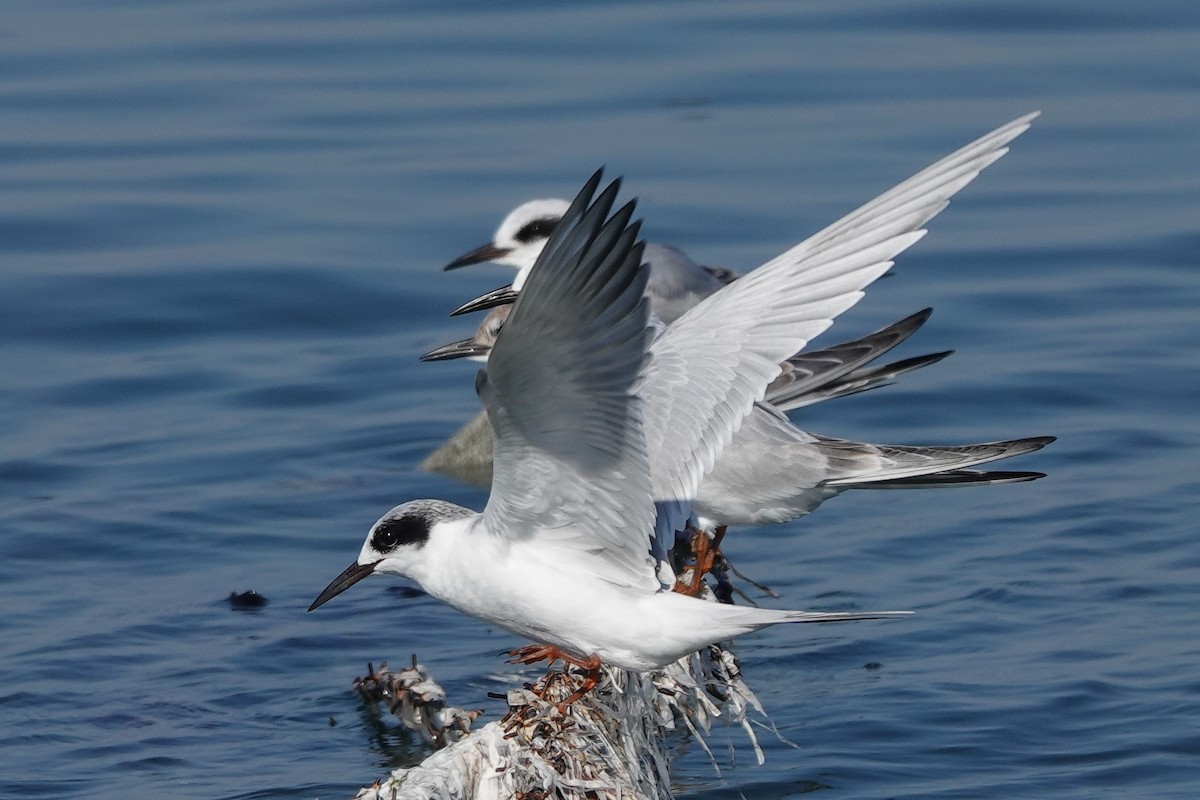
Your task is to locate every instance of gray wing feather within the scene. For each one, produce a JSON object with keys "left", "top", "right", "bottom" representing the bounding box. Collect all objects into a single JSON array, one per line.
[
  {"left": 817, "top": 435, "right": 1056, "bottom": 486},
  {"left": 480, "top": 172, "right": 660, "bottom": 589},
  {"left": 788, "top": 349, "right": 953, "bottom": 408},
  {"left": 765, "top": 308, "right": 937, "bottom": 410},
  {"left": 642, "top": 113, "right": 1039, "bottom": 526}
]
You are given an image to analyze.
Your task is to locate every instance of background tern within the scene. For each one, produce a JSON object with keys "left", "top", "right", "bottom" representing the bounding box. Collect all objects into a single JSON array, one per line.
[
  {"left": 427, "top": 303, "right": 955, "bottom": 413},
  {"left": 439, "top": 129, "right": 1007, "bottom": 415},
  {"left": 311, "top": 113, "right": 1039, "bottom": 675},
  {"left": 422, "top": 302, "right": 1052, "bottom": 528}
]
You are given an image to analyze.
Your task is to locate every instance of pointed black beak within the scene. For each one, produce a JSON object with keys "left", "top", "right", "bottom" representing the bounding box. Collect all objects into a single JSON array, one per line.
[
  {"left": 420, "top": 338, "right": 493, "bottom": 362},
  {"left": 308, "top": 560, "right": 380, "bottom": 611},
  {"left": 443, "top": 242, "right": 512, "bottom": 271},
  {"left": 450, "top": 285, "right": 519, "bottom": 316}
]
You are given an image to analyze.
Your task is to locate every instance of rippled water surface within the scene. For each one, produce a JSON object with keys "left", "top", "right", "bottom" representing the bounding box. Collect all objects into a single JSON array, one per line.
[{"left": 2, "top": 1, "right": 1197, "bottom": 798}]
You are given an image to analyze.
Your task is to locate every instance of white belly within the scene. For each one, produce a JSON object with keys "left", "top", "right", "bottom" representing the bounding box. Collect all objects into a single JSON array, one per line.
[{"left": 413, "top": 529, "right": 711, "bottom": 671}]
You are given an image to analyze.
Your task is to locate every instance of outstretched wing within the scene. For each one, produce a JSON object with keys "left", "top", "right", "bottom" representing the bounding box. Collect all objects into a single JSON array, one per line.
[
  {"left": 478, "top": 171, "right": 661, "bottom": 590},
  {"left": 642, "top": 113, "right": 1039, "bottom": 532}
]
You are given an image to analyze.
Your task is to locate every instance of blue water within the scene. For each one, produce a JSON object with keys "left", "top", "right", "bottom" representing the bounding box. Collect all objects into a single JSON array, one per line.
[{"left": 2, "top": 1, "right": 1197, "bottom": 797}]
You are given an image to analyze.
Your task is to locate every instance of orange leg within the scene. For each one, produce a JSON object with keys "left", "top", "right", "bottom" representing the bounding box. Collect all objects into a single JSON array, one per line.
[
  {"left": 507, "top": 645, "right": 603, "bottom": 711},
  {"left": 673, "top": 525, "right": 727, "bottom": 596},
  {"left": 552, "top": 657, "right": 602, "bottom": 712},
  {"left": 507, "top": 644, "right": 597, "bottom": 670}
]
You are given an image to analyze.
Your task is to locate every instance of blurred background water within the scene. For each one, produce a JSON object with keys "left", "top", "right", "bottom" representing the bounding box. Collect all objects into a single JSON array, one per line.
[{"left": 1, "top": 1, "right": 1197, "bottom": 798}]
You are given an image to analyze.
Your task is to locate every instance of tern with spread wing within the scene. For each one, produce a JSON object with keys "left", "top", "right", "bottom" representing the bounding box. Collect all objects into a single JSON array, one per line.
[{"left": 311, "top": 113, "right": 1039, "bottom": 674}]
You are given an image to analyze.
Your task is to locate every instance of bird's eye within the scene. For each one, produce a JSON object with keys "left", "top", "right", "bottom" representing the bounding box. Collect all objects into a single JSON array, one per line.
[
  {"left": 373, "top": 528, "right": 399, "bottom": 551},
  {"left": 370, "top": 515, "right": 429, "bottom": 553},
  {"left": 514, "top": 217, "right": 558, "bottom": 244}
]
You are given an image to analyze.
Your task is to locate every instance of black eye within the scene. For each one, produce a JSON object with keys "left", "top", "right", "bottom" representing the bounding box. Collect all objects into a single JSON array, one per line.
[
  {"left": 513, "top": 216, "right": 559, "bottom": 244},
  {"left": 371, "top": 515, "right": 429, "bottom": 553}
]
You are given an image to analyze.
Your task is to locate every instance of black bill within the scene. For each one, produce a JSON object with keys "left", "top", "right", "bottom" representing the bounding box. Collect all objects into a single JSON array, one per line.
[
  {"left": 450, "top": 284, "right": 519, "bottom": 316},
  {"left": 421, "top": 338, "right": 492, "bottom": 362},
  {"left": 308, "top": 560, "right": 379, "bottom": 611},
  {"left": 443, "top": 242, "right": 512, "bottom": 271}
]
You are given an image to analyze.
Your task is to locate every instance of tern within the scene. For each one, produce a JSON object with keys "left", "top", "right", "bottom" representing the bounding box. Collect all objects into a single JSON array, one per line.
[
  {"left": 438, "top": 134, "right": 999, "bottom": 412},
  {"left": 422, "top": 302, "right": 1052, "bottom": 529},
  {"left": 311, "top": 113, "right": 1039, "bottom": 674},
  {"left": 426, "top": 303, "right": 956, "bottom": 413}
]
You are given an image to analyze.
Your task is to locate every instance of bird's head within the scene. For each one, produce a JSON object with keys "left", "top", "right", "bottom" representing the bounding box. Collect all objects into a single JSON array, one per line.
[
  {"left": 308, "top": 500, "right": 469, "bottom": 611},
  {"left": 443, "top": 198, "right": 568, "bottom": 273}
]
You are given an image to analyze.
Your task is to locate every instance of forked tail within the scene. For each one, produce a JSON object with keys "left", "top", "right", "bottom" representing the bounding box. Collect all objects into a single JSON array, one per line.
[{"left": 701, "top": 599, "right": 913, "bottom": 639}]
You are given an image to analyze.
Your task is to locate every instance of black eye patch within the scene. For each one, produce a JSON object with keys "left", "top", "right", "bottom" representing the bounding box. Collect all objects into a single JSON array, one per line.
[
  {"left": 371, "top": 515, "right": 429, "bottom": 553},
  {"left": 513, "top": 216, "right": 559, "bottom": 244}
]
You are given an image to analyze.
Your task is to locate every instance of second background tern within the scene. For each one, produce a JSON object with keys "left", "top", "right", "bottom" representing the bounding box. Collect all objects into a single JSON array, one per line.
[{"left": 424, "top": 300, "right": 1052, "bottom": 529}]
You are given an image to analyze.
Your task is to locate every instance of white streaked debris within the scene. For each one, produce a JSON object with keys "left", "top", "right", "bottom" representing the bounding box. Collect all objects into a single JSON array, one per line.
[
  {"left": 351, "top": 641, "right": 769, "bottom": 800},
  {"left": 353, "top": 659, "right": 482, "bottom": 749}
]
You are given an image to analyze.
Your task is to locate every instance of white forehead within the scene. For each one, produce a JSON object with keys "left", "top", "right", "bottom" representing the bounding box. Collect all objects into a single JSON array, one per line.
[{"left": 494, "top": 198, "right": 571, "bottom": 242}]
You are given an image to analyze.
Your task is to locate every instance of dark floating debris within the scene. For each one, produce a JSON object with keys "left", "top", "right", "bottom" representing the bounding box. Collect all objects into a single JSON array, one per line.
[{"left": 227, "top": 590, "right": 268, "bottom": 610}]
